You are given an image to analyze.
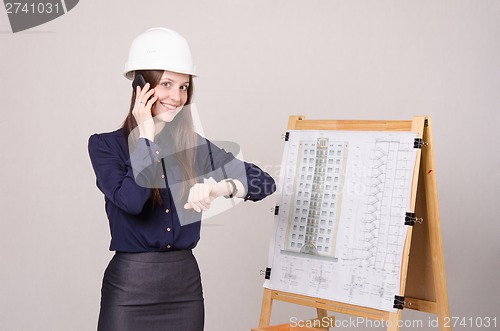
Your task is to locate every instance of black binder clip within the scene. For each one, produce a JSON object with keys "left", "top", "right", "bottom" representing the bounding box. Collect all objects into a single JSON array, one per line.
[
  {"left": 281, "top": 132, "right": 290, "bottom": 141},
  {"left": 393, "top": 295, "right": 406, "bottom": 310},
  {"left": 260, "top": 268, "right": 272, "bottom": 280},
  {"left": 405, "top": 212, "right": 423, "bottom": 226},
  {"left": 405, "top": 212, "right": 416, "bottom": 226},
  {"left": 273, "top": 206, "right": 280, "bottom": 215},
  {"left": 413, "top": 138, "right": 427, "bottom": 149}
]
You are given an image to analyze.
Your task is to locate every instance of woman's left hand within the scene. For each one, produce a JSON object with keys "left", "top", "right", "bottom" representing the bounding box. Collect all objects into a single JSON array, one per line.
[{"left": 183, "top": 183, "right": 222, "bottom": 212}]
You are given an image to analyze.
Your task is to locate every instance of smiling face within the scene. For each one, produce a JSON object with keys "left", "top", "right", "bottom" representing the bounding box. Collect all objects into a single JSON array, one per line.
[{"left": 151, "top": 71, "right": 191, "bottom": 122}]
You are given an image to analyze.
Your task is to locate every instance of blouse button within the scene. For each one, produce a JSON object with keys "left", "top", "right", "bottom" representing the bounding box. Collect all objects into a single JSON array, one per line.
[
  {"left": 166, "top": 245, "right": 171, "bottom": 249},
  {"left": 155, "top": 151, "right": 159, "bottom": 155},
  {"left": 166, "top": 227, "right": 171, "bottom": 232},
  {"left": 165, "top": 209, "right": 170, "bottom": 214},
  {"left": 161, "top": 175, "right": 165, "bottom": 179}
]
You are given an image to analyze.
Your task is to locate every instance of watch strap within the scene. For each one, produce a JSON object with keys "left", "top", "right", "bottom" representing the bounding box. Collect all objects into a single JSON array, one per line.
[{"left": 224, "top": 179, "right": 238, "bottom": 199}]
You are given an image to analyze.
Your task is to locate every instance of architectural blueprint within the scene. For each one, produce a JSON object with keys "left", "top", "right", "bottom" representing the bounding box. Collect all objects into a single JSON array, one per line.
[{"left": 265, "top": 130, "right": 418, "bottom": 312}]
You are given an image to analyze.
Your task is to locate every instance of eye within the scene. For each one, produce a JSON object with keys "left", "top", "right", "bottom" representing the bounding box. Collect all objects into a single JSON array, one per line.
[
  {"left": 160, "top": 81, "right": 171, "bottom": 87},
  {"left": 180, "top": 84, "right": 189, "bottom": 91}
]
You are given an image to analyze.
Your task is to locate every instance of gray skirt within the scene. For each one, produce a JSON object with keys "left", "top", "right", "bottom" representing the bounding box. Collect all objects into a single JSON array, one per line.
[{"left": 97, "top": 250, "right": 204, "bottom": 331}]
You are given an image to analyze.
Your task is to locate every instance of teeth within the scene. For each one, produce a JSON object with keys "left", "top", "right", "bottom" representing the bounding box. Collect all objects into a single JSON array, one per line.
[{"left": 161, "top": 102, "right": 177, "bottom": 110}]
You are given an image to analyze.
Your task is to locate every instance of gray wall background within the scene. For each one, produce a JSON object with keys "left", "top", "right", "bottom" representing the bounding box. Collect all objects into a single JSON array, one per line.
[{"left": 1, "top": 1, "right": 499, "bottom": 330}]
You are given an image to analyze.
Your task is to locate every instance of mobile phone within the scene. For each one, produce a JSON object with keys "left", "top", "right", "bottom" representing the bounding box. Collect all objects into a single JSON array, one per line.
[
  {"left": 132, "top": 74, "right": 147, "bottom": 90},
  {"left": 132, "top": 74, "right": 153, "bottom": 102}
]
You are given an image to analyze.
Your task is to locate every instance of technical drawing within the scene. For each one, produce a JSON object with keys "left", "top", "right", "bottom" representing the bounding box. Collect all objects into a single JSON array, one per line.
[
  {"left": 265, "top": 130, "right": 418, "bottom": 312},
  {"left": 284, "top": 138, "right": 347, "bottom": 258}
]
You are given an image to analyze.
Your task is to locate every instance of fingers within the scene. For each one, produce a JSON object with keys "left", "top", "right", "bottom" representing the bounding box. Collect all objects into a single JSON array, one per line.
[
  {"left": 184, "top": 183, "right": 214, "bottom": 212},
  {"left": 145, "top": 94, "right": 158, "bottom": 108},
  {"left": 132, "top": 83, "right": 157, "bottom": 140},
  {"left": 132, "top": 84, "right": 156, "bottom": 120},
  {"left": 135, "top": 83, "right": 156, "bottom": 107}
]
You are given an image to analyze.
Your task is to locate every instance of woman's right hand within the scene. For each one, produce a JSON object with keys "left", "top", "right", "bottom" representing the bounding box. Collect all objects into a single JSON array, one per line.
[{"left": 132, "top": 83, "right": 158, "bottom": 141}]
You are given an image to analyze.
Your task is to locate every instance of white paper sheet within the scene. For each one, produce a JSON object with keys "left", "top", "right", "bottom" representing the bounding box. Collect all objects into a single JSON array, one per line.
[{"left": 265, "top": 130, "right": 418, "bottom": 312}]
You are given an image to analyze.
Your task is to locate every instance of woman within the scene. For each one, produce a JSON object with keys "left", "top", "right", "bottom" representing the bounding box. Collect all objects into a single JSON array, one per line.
[{"left": 88, "top": 28, "right": 275, "bottom": 331}]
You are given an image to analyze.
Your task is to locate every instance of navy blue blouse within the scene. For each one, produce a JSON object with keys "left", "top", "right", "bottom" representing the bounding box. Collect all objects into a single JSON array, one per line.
[{"left": 88, "top": 128, "right": 276, "bottom": 252}]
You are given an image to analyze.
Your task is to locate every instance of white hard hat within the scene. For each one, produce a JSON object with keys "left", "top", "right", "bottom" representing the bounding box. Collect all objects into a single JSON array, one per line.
[{"left": 124, "top": 27, "right": 196, "bottom": 79}]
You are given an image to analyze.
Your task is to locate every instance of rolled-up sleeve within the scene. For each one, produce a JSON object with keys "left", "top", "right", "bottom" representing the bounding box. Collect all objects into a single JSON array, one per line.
[
  {"left": 243, "top": 162, "right": 276, "bottom": 201},
  {"left": 202, "top": 139, "right": 276, "bottom": 202}
]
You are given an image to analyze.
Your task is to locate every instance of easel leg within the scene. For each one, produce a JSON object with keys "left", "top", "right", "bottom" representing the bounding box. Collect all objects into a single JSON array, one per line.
[
  {"left": 422, "top": 118, "right": 451, "bottom": 331},
  {"left": 387, "top": 311, "right": 402, "bottom": 331},
  {"left": 258, "top": 288, "right": 273, "bottom": 327},
  {"left": 316, "top": 308, "right": 329, "bottom": 330}
]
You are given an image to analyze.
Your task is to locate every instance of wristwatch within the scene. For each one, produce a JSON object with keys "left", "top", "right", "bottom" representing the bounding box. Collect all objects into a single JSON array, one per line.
[{"left": 223, "top": 179, "right": 238, "bottom": 199}]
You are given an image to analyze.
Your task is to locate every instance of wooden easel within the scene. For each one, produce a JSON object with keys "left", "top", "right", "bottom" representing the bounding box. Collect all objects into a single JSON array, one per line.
[{"left": 254, "top": 116, "right": 451, "bottom": 331}]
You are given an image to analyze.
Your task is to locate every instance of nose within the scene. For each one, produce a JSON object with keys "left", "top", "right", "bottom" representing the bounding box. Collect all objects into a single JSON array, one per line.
[{"left": 169, "top": 88, "right": 180, "bottom": 103}]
